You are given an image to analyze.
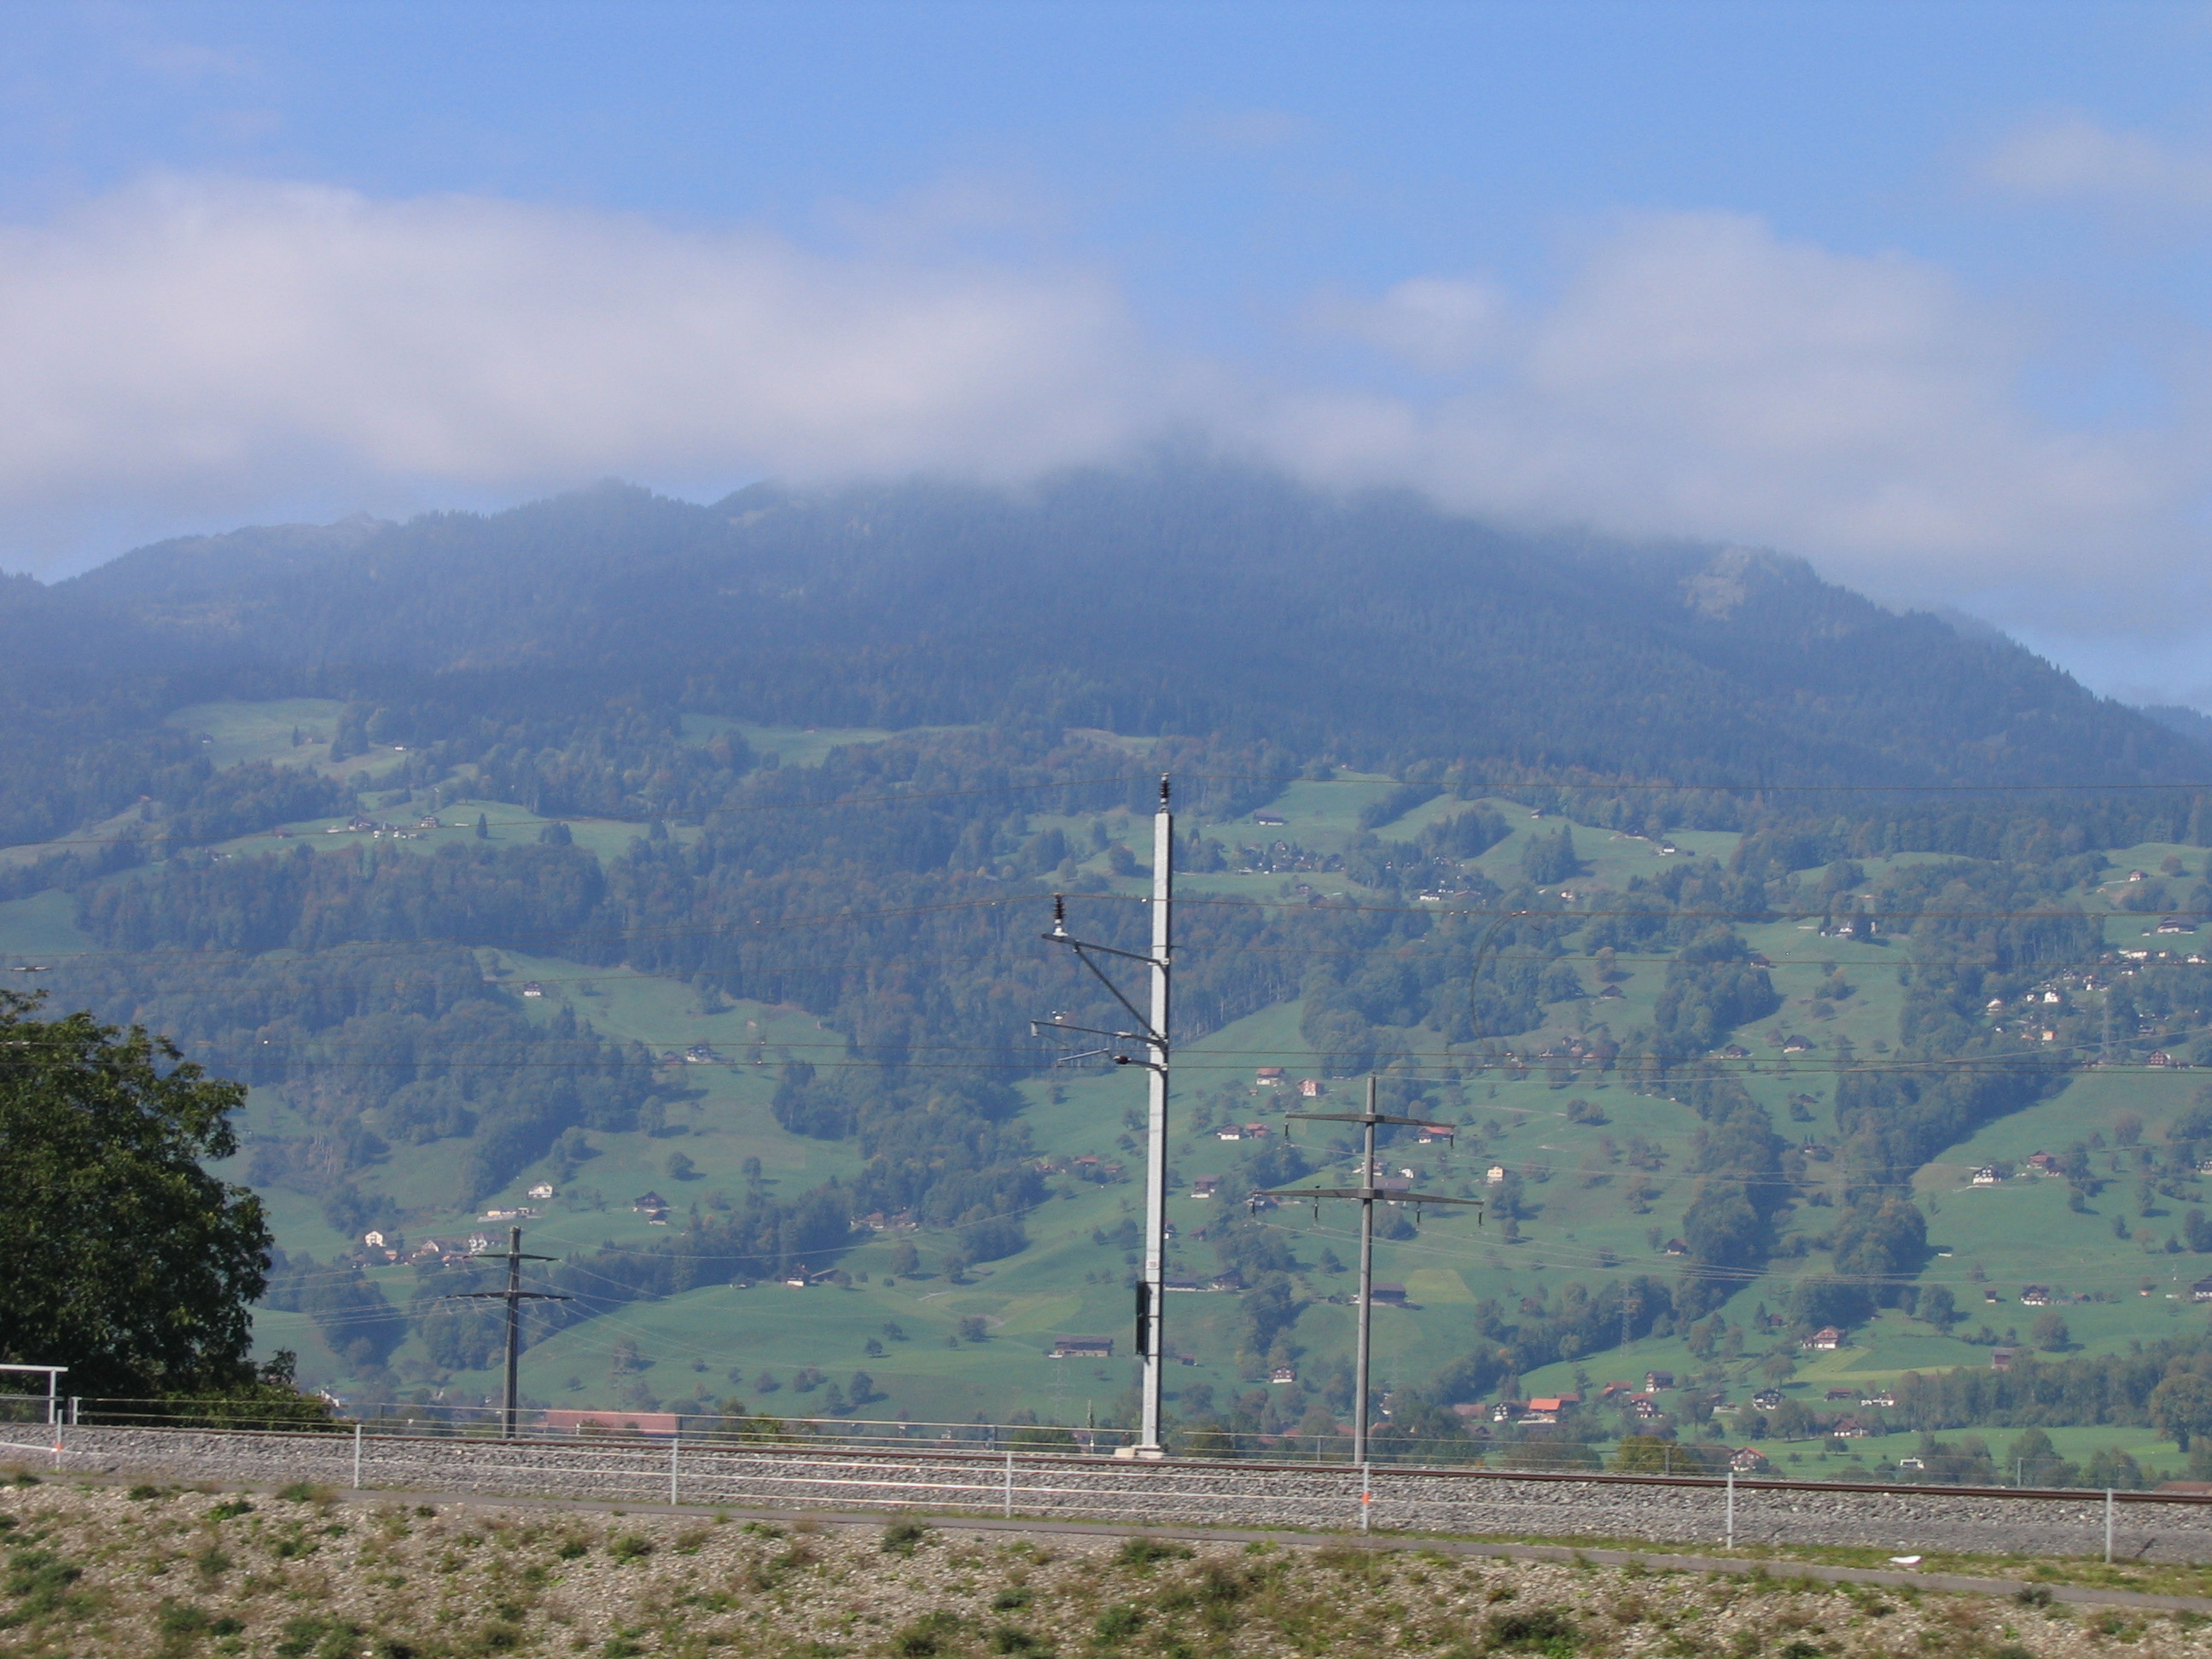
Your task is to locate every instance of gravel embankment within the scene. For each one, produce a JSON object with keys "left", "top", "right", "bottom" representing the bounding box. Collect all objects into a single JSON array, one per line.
[
  {"left": 5, "top": 1479, "right": 2212, "bottom": 1658},
  {"left": 23, "top": 1424, "right": 2212, "bottom": 1562}
]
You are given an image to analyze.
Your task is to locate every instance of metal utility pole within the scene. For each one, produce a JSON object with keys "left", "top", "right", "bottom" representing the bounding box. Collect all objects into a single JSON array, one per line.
[
  {"left": 1034, "top": 776, "right": 1173, "bottom": 1455},
  {"left": 1259, "top": 1076, "right": 1481, "bottom": 1464},
  {"left": 448, "top": 1227, "right": 572, "bottom": 1437}
]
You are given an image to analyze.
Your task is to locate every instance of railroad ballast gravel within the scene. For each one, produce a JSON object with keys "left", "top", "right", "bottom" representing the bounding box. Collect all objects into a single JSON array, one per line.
[{"left": 40, "top": 1424, "right": 2212, "bottom": 1563}]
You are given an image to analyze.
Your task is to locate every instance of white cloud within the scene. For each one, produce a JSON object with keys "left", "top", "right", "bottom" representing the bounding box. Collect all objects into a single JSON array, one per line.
[
  {"left": 1283, "top": 211, "right": 2197, "bottom": 609},
  {"left": 0, "top": 176, "right": 1162, "bottom": 568},
  {"left": 3, "top": 178, "right": 2208, "bottom": 689},
  {"left": 1979, "top": 115, "right": 2212, "bottom": 209},
  {"left": 1308, "top": 276, "right": 1511, "bottom": 372}
]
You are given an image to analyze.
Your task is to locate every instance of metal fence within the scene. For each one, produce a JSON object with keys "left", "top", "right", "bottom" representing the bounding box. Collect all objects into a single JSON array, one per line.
[
  {"left": 13, "top": 1420, "right": 2212, "bottom": 1564},
  {"left": 3, "top": 1393, "right": 2186, "bottom": 1495}
]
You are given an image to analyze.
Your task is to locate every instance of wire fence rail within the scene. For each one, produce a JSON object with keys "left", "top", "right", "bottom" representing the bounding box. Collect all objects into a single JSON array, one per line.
[
  {"left": 9, "top": 1411, "right": 2212, "bottom": 1563},
  {"left": 0, "top": 1394, "right": 2194, "bottom": 1492}
]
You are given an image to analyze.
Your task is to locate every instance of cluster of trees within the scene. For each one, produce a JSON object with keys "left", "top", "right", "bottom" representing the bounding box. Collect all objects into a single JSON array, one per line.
[
  {"left": 26, "top": 465, "right": 2212, "bottom": 1406},
  {"left": 41, "top": 947, "right": 663, "bottom": 1215},
  {"left": 771, "top": 1066, "right": 1041, "bottom": 1264},
  {"left": 79, "top": 839, "right": 608, "bottom": 954}
]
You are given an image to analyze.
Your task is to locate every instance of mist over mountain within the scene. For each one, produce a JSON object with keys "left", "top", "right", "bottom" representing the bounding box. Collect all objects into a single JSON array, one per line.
[{"left": 18, "top": 462, "right": 2204, "bottom": 806}]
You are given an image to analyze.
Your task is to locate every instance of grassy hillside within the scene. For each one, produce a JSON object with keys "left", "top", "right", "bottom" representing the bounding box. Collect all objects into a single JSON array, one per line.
[
  {"left": 8, "top": 456, "right": 2212, "bottom": 1476},
  {"left": 7, "top": 708, "right": 2208, "bottom": 1482}
]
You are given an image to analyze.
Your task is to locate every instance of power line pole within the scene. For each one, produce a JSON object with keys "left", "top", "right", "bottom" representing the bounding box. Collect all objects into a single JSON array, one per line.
[
  {"left": 1259, "top": 1076, "right": 1481, "bottom": 1464},
  {"left": 1035, "top": 776, "right": 1173, "bottom": 1456},
  {"left": 447, "top": 1226, "right": 572, "bottom": 1438}
]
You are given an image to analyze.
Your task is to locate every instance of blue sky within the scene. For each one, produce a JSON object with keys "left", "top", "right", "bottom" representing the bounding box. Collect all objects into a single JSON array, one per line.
[{"left": 9, "top": 2, "right": 2212, "bottom": 700}]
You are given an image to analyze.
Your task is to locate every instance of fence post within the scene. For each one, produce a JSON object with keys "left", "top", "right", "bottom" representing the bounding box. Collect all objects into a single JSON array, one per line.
[
  {"left": 1726, "top": 1467, "right": 1736, "bottom": 1549},
  {"left": 67, "top": 1399, "right": 78, "bottom": 1427},
  {"left": 2106, "top": 1489, "right": 2115, "bottom": 1564},
  {"left": 1004, "top": 1449, "right": 1014, "bottom": 1518},
  {"left": 670, "top": 1438, "right": 680, "bottom": 1507},
  {"left": 353, "top": 1422, "right": 364, "bottom": 1489},
  {"left": 1360, "top": 1463, "right": 1372, "bottom": 1535}
]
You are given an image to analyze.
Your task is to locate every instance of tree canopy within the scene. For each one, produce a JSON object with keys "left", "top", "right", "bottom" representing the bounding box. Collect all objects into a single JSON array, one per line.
[{"left": 0, "top": 990, "right": 271, "bottom": 1399}]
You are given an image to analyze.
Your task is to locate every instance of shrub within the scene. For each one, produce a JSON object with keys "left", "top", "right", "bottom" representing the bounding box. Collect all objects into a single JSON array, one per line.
[
  {"left": 890, "top": 1610, "right": 962, "bottom": 1656},
  {"left": 882, "top": 1520, "right": 934, "bottom": 1555},
  {"left": 1485, "top": 1607, "right": 1581, "bottom": 1654},
  {"left": 606, "top": 1534, "right": 654, "bottom": 1563},
  {"left": 1115, "top": 1537, "right": 1192, "bottom": 1568},
  {"left": 1095, "top": 1605, "right": 1145, "bottom": 1641}
]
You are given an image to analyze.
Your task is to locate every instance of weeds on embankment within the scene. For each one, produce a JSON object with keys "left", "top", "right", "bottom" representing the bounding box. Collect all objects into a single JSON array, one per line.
[{"left": 0, "top": 1478, "right": 2206, "bottom": 1656}]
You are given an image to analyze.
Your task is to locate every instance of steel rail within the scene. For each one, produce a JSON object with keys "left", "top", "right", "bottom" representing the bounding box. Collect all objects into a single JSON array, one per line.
[{"left": 51, "top": 1420, "right": 2212, "bottom": 1510}]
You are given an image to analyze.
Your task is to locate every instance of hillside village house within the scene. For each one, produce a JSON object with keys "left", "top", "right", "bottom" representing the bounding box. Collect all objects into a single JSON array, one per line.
[
  {"left": 1804, "top": 1326, "right": 1843, "bottom": 1350},
  {"left": 1364, "top": 1282, "right": 1409, "bottom": 1307},
  {"left": 1486, "top": 1165, "right": 1508, "bottom": 1184},
  {"left": 2192, "top": 1276, "right": 2212, "bottom": 1302},
  {"left": 1053, "top": 1336, "right": 1114, "bottom": 1359},
  {"left": 1298, "top": 1079, "right": 1324, "bottom": 1097},
  {"left": 1254, "top": 1067, "right": 1285, "bottom": 1087},
  {"left": 1970, "top": 1166, "right": 2000, "bottom": 1185}
]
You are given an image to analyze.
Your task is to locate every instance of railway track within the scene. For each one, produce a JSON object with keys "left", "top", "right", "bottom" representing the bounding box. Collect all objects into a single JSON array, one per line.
[{"left": 21, "top": 1423, "right": 2212, "bottom": 1562}]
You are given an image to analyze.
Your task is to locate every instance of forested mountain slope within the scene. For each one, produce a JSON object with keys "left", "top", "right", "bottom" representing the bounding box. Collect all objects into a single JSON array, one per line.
[
  {"left": 49, "top": 463, "right": 2209, "bottom": 792},
  {"left": 9, "top": 464, "right": 2212, "bottom": 1472}
]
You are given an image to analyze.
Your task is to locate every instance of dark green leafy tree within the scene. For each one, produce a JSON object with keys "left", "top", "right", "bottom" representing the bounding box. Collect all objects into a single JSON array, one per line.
[
  {"left": 0, "top": 991, "right": 271, "bottom": 1398},
  {"left": 2151, "top": 1371, "right": 2212, "bottom": 1450}
]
